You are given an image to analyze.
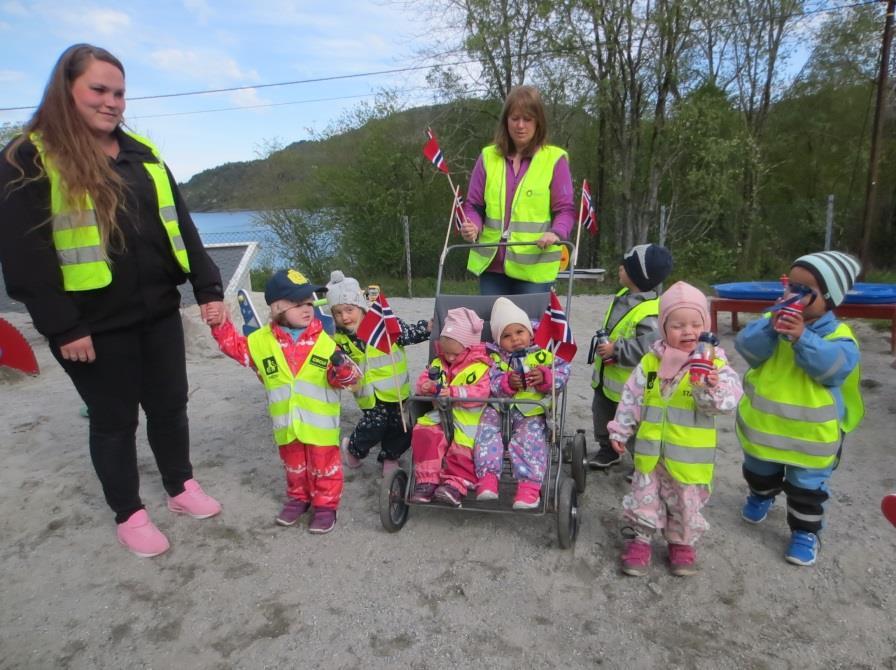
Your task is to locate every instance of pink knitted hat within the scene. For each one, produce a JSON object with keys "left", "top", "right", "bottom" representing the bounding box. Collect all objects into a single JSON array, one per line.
[
  {"left": 659, "top": 281, "right": 709, "bottom": 340},
  {"left": 441, "top": 307, "right": 484, "bottom": 348}
]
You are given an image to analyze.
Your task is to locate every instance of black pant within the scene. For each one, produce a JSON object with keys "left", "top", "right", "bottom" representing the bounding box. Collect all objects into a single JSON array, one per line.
[
  {"left": 348, "top": 401, "right": 411, "bottom": 461},
  {"left": 52, "top": 311, "right": 193, "bottom": 523}
]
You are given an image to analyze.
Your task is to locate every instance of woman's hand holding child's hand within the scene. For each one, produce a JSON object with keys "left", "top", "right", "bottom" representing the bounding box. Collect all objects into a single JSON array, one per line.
[{"left": 201, "top": 301, "right": 227, "bottom": 327}]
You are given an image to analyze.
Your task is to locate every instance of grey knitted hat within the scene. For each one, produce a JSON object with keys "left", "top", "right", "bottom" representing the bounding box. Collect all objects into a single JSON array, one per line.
[
  {"left": 326, "top": 271, "right": 368, "bottom": 311},
  {"left": 792, "top": 251, "right": 861, "bottom": 308}
]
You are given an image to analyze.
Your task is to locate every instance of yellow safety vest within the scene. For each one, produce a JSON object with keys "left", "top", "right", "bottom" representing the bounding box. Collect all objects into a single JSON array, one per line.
[
  {"left": 736, "top": 322, "right": 864, "bottom": 469},
  {"left": 334, "top": 333, "right": 410, "bottom": 410},
  {"left": 592, "top": 288, "right": 660, "bottom": 402},
  {"left": 31, "top": 131, "right": 190, "bottom": 291},
  {"left": 466, "top": 144, "right": 567, "bottom": 283},
  {"left": 490, "top": 348, "right": 553, "bottom": 417},
  {"left": 415, "top": 357, "right": 490, "bottom": 448},
  {"left": 633, "top": 352, "right": 722, "bottom": 486},
  {"left": 247, "top": 326, "right": 341, "bottom": 446}
]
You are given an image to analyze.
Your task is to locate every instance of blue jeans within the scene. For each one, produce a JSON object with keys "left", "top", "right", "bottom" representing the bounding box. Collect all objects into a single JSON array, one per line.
[
  {"left": 742, "top": 454, "right": 834, "bottom": 493},
  {"left": 478, "top": 271, "right": 553, "bottom": 295},
  {"left": 743, "top": 453, "right": 834, "bottom": 533}
]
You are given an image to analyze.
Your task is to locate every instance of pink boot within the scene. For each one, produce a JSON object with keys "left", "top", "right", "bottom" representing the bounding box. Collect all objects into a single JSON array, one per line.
[
  {"left": 512, "top": 480, "right": 541, "bottom": 510},
  {"left": 117, "top": 509, "right": 170, "bottom": 558},
  {"left": 168, "top": 479, "right": 222, "bottom": 519},
  {"left": 620, "top": 539, "right": 652, "bottom": 576},
  {"left": 668, "top": 543, "right": 698, "bottom": 576}
]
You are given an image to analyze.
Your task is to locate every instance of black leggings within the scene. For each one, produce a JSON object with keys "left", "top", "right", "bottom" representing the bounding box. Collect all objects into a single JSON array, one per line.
[{"left": 52, "top": 311, "right": 193, "bottom": 523}]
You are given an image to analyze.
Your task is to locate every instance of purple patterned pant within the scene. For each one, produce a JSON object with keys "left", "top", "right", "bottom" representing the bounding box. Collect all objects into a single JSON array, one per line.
[{"left": 474, "top": 405, "right": 548, "bottom": 484}]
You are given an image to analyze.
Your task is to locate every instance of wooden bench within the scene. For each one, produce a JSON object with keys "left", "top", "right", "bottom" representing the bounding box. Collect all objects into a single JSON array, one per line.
[{"left": 709, "top": 297, "right": 896, "bottom": 354}]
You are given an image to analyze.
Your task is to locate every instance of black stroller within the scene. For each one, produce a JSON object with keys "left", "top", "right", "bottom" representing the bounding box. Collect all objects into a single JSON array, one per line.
[{"left": 378, "top": 241, "right": 588, "bottom": 548}]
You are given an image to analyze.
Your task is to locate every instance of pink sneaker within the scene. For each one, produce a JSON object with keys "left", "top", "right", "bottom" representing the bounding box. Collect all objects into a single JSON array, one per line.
[
  {"left": 620, "top": 539, "right": 652, "bottom": 576},
  {"left": 117, "top": 509, "right": 170, "bottom": 558},
  {"left": 512, "top": 481, "right": 541, "bottom": 510},
  {"left": 476, "top": 473, "right": 499, "bottom": 501},
  {"left": 342, "top": 438, "right": 362, "bottom": 469},
  {"left": 308, "top": 508, "right": 337, "bottom": 534},
  {"left": 167, "top": 479, "right": 222, "bottom": 519},
  {"left": 668, "top": 543, "right": 698, "bottom": 576}
]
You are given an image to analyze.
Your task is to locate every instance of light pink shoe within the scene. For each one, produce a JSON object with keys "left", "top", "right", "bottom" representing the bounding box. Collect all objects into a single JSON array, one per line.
[
  {"left": 167, "top": 479, "right": 222, "bottom": 519},
  {"left": 512, "top": 480, "right": 541, "bottom": 510},
  {"left": 342, "top": 437, "right": 362, "bottom": 469},
  {"left": 475, "top": 473, "right": 499, "bottom": 501},
  {"left": 117, "top": 509, "right": 170, "bottom": 558}
]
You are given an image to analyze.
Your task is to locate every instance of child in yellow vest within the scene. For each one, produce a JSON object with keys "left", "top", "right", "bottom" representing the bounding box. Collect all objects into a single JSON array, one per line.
[
  {"left": 210, "top": 269, "right": 361, "bottom": 534},
  {"left": 326, "top": 271, "right": 431, "bottom": 475},
  {"left": 590, "top": 243, "right": 672, "bottom": 474},
  {"left": 736, "top": 252, "right": 863, "bottom": 566},
  {"left": 608, "top": 282, "right": 742, "bottom": 576}
]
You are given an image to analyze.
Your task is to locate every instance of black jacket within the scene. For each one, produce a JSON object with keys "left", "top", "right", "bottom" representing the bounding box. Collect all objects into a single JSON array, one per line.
[{"left": 0, "top": 130, "right": 223, "bottom": 345}]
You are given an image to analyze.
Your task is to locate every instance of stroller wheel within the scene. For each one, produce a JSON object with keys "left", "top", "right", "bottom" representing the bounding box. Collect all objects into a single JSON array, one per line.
[
  {"left": 557, "top": 477, "right": 579, "bottom": 549},
  {"left": 380, "top": 468, "right": 409, "bottom": 532},
  {"left": 570, "top": 430, "right": 588, "bottom": 494}
]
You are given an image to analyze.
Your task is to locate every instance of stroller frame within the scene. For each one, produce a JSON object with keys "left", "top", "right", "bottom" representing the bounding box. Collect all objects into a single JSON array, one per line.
[{"left": 379, "top": 241, "right": 588, "bottom": 548}]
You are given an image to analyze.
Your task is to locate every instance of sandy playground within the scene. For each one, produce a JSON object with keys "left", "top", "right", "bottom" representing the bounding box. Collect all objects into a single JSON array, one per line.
[{"left": 1, "top": 292, "right": 895, "bottom": 669}]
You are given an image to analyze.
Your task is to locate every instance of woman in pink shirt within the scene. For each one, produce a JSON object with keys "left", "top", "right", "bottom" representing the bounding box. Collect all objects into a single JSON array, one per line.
[{"left": 460, "top": 86, "right": 575, "bottom": 295}]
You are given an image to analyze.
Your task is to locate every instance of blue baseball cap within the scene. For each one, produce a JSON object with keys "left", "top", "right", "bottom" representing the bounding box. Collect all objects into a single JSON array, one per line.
[{"left": 264, "top": 269, "right": 326, "bottom": 305}]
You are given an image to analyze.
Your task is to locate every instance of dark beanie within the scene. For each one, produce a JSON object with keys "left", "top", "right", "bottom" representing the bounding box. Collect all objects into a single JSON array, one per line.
[{"left": 622, "top": 243, "right": 673, "bottom": 292}]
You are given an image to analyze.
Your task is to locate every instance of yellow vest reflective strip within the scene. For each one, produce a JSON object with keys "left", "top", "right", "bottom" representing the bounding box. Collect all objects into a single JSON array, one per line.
[
  {"left": 633, "top": 353, "right": 719, "bottom": 485},
  {"left": 592, "top": 289, "right": 660, "bottom": 401},
  {"left": 415, "top": 358, "right": 489, "bottom": 448},
  {"left": 490, "top": 349, "right": 553, "bottom": 416},
  {"left": 736, "top": 322, "right": 863, "bottom": 468},
  {"left": 467, "top": 144, "right": 567, "bottom": 283},
  {"left": 334, "top": 333, "right": 410, "bottom": 410},
  {"left": 247, "top": 326, "right": 340, "bottom": 446},
  {"left": 31, "top": 131, "right": 190, "bottom": 292}
]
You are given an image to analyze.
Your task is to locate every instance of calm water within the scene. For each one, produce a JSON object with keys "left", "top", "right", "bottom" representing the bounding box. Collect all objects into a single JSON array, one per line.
[{"left": 191, "top": 210, "right": 281, "bottom": 266}]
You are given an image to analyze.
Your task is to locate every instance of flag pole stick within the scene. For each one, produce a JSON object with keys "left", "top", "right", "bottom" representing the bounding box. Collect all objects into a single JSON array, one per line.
[
  {"left": 440, "top": 183, "right": 462, "bottom": 266},
  {"left": 572, "top": 180, "right": 585, "bottom": 268},
  {"left": 386, "top": 332, "right": 408, "bottom": 433}
]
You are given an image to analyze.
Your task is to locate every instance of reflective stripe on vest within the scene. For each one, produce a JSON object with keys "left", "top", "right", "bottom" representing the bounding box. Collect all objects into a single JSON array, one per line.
[
  {"left": 334, "top": 333, "right": 410, "bottom": 409},
  {"left": 591, "top": 288, "right": 659, "bottom": 401},
  {"left": 31, "top": 131, "right": 190, "bottom": 291},
  {"left": 247, "top": 326, "right": 341, "bottom": 446},
  {"left": 466, "top": 144, "right": 567, "bottom": 283},
  {"left": 490, "top": 348, "right": 553, "bottom": 416},
  {"left": 736, "top": 322, "right": 864, "bottom": 469},
  {"left": 415, "top": 358, "right": 489, "bottom": 448},
  {"left": 633, "top": 352, "right": 720, "bottom": 485}
]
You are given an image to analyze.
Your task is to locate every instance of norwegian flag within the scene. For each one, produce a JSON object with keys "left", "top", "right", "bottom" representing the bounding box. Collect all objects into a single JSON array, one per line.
[
  {"left": 452, "top": 191, "right": 466, "bottom": 232},
  {"left": 423, "top": 127, "right": 449, "bottom": 174},
  {"left": 580, "top": 180, "right": 598, "bottom": 236},
  {"left": 356, "top": 292, "right": 402, "bottom": 354},
  {"left": 534, "top": 290, "right": 578, "bottom": 362}
]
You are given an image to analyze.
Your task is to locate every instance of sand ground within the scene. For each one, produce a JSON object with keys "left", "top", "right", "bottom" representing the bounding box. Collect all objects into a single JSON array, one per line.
[{"left": 1, "top": 293, "right": 895, "bottom": 669}]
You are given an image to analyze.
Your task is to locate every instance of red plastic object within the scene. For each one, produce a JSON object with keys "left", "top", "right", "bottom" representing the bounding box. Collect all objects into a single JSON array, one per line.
[
  {"left": 0, "top": 318, "right": 39, "bottom": 375},
  {"left": 883, "top": 494, "right": 896, "bottom": 529}
]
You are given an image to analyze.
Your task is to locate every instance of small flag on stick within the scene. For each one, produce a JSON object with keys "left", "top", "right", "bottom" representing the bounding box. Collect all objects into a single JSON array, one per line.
[
  {"left": 534, "top": 290, "right": 578, "bottom": 362},
  {"left": 357, "top": 293, "right": 402, "bottom": 354},
  {"left": 452, "top": 190, "right": 466, "bottom": 232},
  {"left": 423, "top": 127, "right": 449, "bottom": 174},
  {"left": 580, "top": 180, "right": 598, "bottom": 236}
]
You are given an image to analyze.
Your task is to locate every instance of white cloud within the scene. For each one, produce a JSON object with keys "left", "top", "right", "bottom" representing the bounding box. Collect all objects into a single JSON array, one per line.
[
  {"left": 183, "top": 0, "right": 213, "bottom": 24},
  {"left": 0, "top": 69, "right": 24, "bottom": 83},
  {"left": 41, "top": 6, "right": 131, "bottom": 35},
  {"left": 149, "top": 48, "right": 260, "bottom": 84},
  {"left": 228, "top": 87, "right": 269, "bottom": 109}
]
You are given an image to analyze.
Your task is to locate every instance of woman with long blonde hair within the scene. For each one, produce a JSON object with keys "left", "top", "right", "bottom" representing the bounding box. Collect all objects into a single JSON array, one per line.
[{"left": 0, "top": 44, "right": 224, "bottom": 558}]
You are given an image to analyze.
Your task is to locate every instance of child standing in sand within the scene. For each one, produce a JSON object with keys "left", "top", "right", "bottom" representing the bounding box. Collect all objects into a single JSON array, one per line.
[
  {"left": 608, "top": 282, "right": 742, "bottom": 576},
  {"left": 326, "top": 271, "right": 430, "bottom": 475},
  {"left": 208, "top": 269, "right": 360, "bottom": 534}
]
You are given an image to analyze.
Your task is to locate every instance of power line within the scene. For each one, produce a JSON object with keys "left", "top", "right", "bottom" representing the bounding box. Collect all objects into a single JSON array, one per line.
[{"left": 0, "top": 0, "right": 880, "bottom": 114}]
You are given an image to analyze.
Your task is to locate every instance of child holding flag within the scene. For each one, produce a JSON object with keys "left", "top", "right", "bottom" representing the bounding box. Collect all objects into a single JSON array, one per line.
[
  {"left": 474, "top": 297, "right": 571, "bottom": 508},
  {"left": 408, "top": 307, "right": 492, "bottom": 506},
  {"left": 326, "top": 271, "right": 431, "bottom": 475},
  {"left": 209, "top": 269, "right": 361, "bottom": 534}
]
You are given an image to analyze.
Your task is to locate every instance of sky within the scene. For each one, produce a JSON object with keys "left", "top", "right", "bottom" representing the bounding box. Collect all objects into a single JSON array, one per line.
[{"left": 0, "top": 1, "right": 443, "bottom": 180}]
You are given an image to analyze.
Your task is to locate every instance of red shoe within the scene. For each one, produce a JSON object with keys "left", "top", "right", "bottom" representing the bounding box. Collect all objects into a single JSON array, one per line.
[
  {"left": 620, "top": 539, "right": 651, "bottom": 576},
  {"left": 668, "top": 543, "right": 698, "bottom": 576},
  {"left": 882, "top": 494, "right": 896, "bottom": 528},
  {"left": 167, "top": 479, "right": 222, "bottom": 519},
  {"left": 117, "top": 509, "right": 170, "bottom": 558},
  {"left": 512, "top": 481, "right": 541, "bottom": 510},
  {"left": 475, "top": 473, "right": 499, "bottom": 501}
]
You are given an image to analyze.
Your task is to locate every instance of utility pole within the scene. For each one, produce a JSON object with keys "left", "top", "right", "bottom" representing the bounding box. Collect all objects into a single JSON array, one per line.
[{"left": 859, "top": 0, "right": 895, "bottom": 275}]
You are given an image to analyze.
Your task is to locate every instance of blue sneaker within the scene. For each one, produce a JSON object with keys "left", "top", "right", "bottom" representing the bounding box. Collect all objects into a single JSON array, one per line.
[
  {"left": 742, "top": 494, "right": 774, "bottom": 524},
  {"left": 785, "top": 530, "right": 819, "bottom": 566}
]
